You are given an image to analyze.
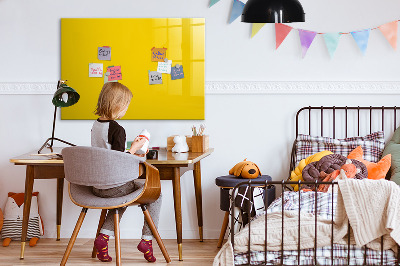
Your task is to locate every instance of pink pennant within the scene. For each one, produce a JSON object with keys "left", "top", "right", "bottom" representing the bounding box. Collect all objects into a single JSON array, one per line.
[
  {"left": 378, "top": 21, "right": 398, "bottom": 50},
  {"left": 275, "top": 23, "right": 293, "bottom": 49},
  {"left": 298, "top": 29, "right": 317, "bottom": 58}
]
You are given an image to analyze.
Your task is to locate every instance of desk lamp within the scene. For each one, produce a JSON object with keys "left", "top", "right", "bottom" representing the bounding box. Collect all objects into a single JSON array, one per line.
[
  {"left": 38, "top": 80, "right": 80, "bottom": 154},
  {"left": 241, "top": 0, "right": 305, "bottom": 23}
]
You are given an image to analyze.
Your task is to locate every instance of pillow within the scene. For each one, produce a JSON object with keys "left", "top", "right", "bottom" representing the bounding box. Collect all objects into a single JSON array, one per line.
[
  {"left": 348, "top": 146, "right": 391, "bottom": 180},
  {"left": 302, "top": 154, "right": 368, "bottom": 190},
  {"left": 295, "top": 131, "right": 385, "bottom": 166},
  {"left": 289, "top": 150, "right": 333, "bottom": 191},
  {"left": 382, "top": 126, "right": 400, "bottom": 184}
]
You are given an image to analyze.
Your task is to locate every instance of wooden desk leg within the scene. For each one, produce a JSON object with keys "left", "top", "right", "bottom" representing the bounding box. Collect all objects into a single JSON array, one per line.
[
  {"left": 172, "top": 167, "right": 183, "bottom": 261},
  {"left": 20, "top": 165, "right": 35, "bottom": 259},
  {"left": 217, "top": 211, "right": 230, "bottom": 248},
  {"left": 56, "top": 178, "right": 64, "bottom": 241},
  {"left": 193, "top": 161, "right": 204, "bottom": 242}
]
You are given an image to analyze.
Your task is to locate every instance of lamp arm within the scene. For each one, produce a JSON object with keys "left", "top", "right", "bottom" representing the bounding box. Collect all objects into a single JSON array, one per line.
[{"left": 50, "top": 105, "right": 57, "bottom": 148}]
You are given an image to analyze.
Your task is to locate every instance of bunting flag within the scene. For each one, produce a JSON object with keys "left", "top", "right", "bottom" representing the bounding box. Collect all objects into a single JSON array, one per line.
[
  {"left": 298, "top": 29, "right": 317, "bottom": 58},
  {"left": 378, "top": 21, "right": 398, "bottom": 50},
  {"left": 207, "top": 1, "right": 400, "bottom": 58},
  {"left": 251, "top": 23, "right": 266, "bottom": 38},
  {"left": 209, "top": 0, "right": 220, "bottom": 7},
  {"left": 275, "top": 23, "right": 293, "bottom": 49},
  {"left": 351, "top": 29, "right": 370, "bottom": 55},
  {"left": 229, "top": 0, "right": 245, "bottom": 24},
  {"left": 323, "top": 33, "right": 341, "bottom": 58}
]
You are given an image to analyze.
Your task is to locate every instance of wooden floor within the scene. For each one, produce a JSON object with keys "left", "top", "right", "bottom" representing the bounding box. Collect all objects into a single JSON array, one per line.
[{"left": 0, "top": 239, "right": 221, "bottom": 265}]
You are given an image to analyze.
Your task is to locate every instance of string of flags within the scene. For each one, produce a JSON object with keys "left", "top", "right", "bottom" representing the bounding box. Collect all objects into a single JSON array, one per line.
[{"left": 209, "top": 0, "right": 399, "bottom": 58}]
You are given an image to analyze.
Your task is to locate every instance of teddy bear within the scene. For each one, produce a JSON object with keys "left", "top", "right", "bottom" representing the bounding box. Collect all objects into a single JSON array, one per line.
[
  {"left": 1, "top": 192, "right": 44, "bottom": 247},
  {"left": 172, "top": 135, "right": 189, "bottom": 153},
  {"left": 229, "top": 159, "right": 261, "bottom": 179}
]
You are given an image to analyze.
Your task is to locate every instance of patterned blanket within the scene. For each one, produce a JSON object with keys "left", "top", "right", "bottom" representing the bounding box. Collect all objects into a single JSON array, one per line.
[{"left": 214, "top": 190, "right": 397, "bottom": 266}]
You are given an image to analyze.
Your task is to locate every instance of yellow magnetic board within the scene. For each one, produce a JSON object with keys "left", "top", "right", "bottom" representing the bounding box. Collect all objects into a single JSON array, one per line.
[{"left": 61, "top": 18, "right": 205, "bottom": 120}]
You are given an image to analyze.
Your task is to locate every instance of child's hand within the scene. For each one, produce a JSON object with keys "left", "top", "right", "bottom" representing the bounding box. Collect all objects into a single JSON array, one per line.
[
  {"left": 128, "top": 137, "right": 147, "bottom": 154},
  {"left": 134, "top": 149, "right": 149, "bottom": 157}
]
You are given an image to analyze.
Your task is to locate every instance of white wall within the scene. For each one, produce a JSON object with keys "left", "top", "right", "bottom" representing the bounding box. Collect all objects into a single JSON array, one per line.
[{"left": 1, "top": 0, "right": 400, "bottom": 240}]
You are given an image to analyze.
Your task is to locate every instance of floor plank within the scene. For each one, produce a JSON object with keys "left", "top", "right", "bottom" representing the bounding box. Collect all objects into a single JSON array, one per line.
[{"left": 0, "top": 239, "right": 221, "bottom": 265}]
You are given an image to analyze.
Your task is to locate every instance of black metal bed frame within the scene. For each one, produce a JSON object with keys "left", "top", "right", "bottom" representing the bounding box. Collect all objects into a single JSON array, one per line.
[{"left": 230, "top": 106, "right": 400, "bottom": 266}]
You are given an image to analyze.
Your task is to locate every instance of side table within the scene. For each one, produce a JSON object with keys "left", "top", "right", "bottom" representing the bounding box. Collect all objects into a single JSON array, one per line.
[{"left": 215, "top": 175, "right": 275, "bottom": 248}]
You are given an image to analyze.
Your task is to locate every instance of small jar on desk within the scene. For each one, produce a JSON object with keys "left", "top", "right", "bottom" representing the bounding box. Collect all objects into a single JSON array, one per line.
[{"left": 215, "top": 175, "right": 275, "bottom": 248}]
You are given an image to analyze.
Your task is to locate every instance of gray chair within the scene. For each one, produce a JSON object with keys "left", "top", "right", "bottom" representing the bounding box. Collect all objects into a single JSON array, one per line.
[{"left": 60, "top": 146, "right": 171, "bottom": 265}]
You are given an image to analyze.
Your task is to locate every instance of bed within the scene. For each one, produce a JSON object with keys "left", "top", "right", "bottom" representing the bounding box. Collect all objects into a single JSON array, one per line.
[{"left": 214, "top": 106, "right": 400, "bottom": 266}]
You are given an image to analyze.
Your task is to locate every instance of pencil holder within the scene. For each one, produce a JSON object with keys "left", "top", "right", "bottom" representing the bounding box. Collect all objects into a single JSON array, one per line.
[{"left": 191, "top": 135, "right": 209, "bottom": 152}]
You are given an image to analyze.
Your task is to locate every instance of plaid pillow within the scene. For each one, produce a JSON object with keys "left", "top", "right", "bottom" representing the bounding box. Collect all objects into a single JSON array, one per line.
[{"left": 295, "top": 131, "right": 385, "bottom": 166}]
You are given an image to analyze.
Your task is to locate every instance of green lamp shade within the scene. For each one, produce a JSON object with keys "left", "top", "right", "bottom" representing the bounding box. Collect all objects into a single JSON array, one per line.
[{"left": 52, "top": 84, "right": 80, "bottom": 107}]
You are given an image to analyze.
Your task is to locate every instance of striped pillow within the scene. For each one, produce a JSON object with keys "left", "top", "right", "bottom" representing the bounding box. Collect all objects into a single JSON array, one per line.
[{"left": 294, "top": 131, "right": 385, "bottom": 167}]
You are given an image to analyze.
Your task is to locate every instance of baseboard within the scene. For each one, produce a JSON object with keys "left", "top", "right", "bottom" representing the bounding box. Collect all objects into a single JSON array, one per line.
[{"left": 1, "top": 81, "right": 400, "bottom": 94}]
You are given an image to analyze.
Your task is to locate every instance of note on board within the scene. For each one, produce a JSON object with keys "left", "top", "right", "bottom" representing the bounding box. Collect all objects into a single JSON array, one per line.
[
  {"left": 148, "top": 71, "right": 162, "bottom": 85},
  {"left": 89, "top": 63, "right": 103, "bottom": 77},
  {"left": 104, "top": 71, "right": 117, "bottom": 84},
  {"left": 98, "top": 46, "right": 111, "bottom": 60},
  {"left": 107, "top": 66, "right": 122, "bottom": 81},
  {"left": 157, "top": 59, "right": 172, "bottom": 74},
  {"left": 171, "top": 64, "right": 184, "bottom": 80},
  {"left": 151, "top": 47, "right": 167, "bottom": 62}
]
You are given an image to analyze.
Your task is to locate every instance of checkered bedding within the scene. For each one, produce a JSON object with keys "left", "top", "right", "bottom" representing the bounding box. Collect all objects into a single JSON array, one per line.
[
  {"left": 234, "top": 191, "right": 398, "bottom": 265},
  {"left": 294, "top": 131, "right": 385, "bottom": 166}
]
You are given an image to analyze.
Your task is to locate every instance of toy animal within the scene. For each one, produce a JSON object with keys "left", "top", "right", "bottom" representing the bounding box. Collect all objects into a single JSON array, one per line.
[
  {"left": 229, "top": 159, "right": 261, "bottom": 179},
  {"left": 1, "top": 192, "right": 43, "bottom": 247},
  {"left": 0, "top": 208, "right": 3, "bottom": 232},
  {"left": 172, "top": 135, "right": 189, "bottom": 153}
]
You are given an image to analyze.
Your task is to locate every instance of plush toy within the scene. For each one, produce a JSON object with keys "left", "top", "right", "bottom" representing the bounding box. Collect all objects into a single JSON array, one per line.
[
  {"left": 172, "top": 135, "right": 189, "bottom": 153},
  {"left": 348, "top": 146, "right": 391, "bottom": 180},
  {"left": 289, "top": 150, "right": 333, "bottom": 191},
  {"left": 0, "top": 208, "right": 3, "bottom": 232},
  {"left": 229, "top": 159, "right": 261, "bottom": 179},
  {"left": 1, "top": 192, "right": 44, "bottom": 247}
]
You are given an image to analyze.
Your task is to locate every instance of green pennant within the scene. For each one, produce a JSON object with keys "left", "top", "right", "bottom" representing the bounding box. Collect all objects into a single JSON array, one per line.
[{"left": 209, "top": 0, "right": 220, "bottom": 7}]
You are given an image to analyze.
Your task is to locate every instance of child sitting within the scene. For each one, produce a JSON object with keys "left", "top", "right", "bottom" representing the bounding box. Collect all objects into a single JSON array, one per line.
[{"left": 91, "top": 82, "right": 162, "bottom": 263}]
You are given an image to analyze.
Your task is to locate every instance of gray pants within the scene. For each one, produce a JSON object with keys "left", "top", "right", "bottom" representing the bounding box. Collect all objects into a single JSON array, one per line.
[{"left": 92, "top": 180, "right": 162, "bottom": 240}]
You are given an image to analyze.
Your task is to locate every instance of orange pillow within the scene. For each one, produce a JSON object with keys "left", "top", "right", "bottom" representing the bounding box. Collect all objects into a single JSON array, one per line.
[{"left": 347, "top": 146, "right": 391, "bottom": 180}]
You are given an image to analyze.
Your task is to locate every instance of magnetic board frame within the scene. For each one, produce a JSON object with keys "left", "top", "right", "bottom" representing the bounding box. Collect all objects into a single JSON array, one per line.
[{"left": 61, "top": 18, "right": 205, "bottom": 120}]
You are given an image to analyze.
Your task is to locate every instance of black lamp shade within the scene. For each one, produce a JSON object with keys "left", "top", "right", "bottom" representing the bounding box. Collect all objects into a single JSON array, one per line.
[
  {"left": 52, "top": 84, "right": 80, "bottom": 108},
  {"left": 241, "top": 0, "right": 305, "bottom": 23}
]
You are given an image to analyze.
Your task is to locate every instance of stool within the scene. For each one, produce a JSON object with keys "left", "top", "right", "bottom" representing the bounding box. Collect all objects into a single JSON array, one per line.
[{"left": 215, "top": 175, "right": 275, "bottom": 248}]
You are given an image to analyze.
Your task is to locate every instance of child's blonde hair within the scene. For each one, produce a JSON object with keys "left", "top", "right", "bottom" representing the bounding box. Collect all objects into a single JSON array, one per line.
[{"left": 95, "top": 82, "right": 133, "bottom": 120}]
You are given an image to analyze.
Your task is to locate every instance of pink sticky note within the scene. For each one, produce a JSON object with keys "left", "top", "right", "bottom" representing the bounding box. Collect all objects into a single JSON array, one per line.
[{"left": 107, "top": 66, "right": 122, "bottom": 81}]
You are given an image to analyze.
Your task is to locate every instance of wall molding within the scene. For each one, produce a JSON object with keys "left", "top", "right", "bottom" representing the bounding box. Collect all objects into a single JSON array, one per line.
[
  {"left": 1, "top": 81, "right": 400, "bottom": 95},
  {"left": 206, "top": 81, "right": 400, "bottom": 94}
]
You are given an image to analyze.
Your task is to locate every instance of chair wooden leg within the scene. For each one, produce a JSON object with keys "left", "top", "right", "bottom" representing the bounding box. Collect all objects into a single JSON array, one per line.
[
  {"left": 114, "top": 210, "right": 121, "bottom": 266},
  {"left": 91, "top": 209, "right": 108, "bottom": 258},
  {"left": 141, "top": 205, "right": 171, "bottom": 263},
  {"left": 217, "top": 211, "right": 230, "bottom": 248},
  {"left": 60, "top": 208, "right": 88, "bottom": 266}
]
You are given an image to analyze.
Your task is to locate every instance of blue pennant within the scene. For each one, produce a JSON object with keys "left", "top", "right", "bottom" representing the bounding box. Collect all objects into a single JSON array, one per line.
[
  {"left": 229, "top": 0, "right": 245, "bottom": 24},
  {"left": 351, "top": 29, "right": 371, "bottom": 55}
]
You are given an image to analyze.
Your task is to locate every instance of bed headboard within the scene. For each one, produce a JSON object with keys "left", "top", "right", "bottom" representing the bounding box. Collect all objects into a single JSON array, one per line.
[{"left": 290, "top": 106, "right": 400, "bottom": 179}]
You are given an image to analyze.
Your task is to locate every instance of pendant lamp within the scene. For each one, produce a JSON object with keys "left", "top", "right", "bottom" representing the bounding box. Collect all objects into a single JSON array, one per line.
[
  {"left": 38, "top": 80, "right": 80, "bottom": 154},
  {"left": 241, "top": 0, "right": 305, "bottom": 23}
]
